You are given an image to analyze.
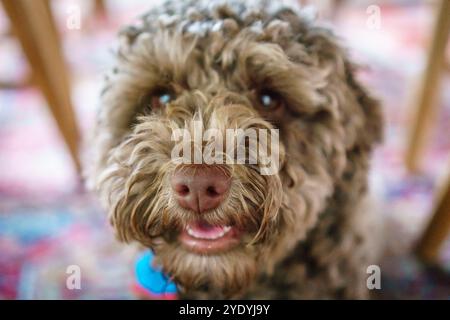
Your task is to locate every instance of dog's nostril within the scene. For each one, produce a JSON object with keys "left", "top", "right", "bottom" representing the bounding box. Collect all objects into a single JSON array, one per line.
[
  {"left": 176, "top": 184, "right": 190, "bottom": 196},
  {"left": 206, "top": 186, "right": 219, "bottom": 197}
]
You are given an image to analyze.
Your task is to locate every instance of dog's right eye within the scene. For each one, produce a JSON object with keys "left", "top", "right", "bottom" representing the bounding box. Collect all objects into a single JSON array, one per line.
[{"left": 150, "top": 90, "right": 174, "bottom": 109}]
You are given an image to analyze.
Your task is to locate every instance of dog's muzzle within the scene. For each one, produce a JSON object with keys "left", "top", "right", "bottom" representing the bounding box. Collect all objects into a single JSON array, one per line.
[{"left": 170, "top": 164, "right": 242, "bottom": 254}]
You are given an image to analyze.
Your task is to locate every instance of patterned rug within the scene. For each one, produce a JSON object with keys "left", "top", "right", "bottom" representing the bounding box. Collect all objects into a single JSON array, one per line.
[{"left": 0, "top": 1, "right": 449, "bottom": 299}]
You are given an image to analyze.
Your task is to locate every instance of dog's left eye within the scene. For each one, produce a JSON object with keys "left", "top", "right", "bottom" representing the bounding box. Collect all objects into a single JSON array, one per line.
[
  {"left": 150, "top": 90, "right": 174, "bottom": 109},
  {"left": 258, "top": 90, "right": 283, "bottom": 111}
]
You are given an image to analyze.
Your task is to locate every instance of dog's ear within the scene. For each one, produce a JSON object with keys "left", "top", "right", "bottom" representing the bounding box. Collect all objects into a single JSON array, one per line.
[
  {"left": 346, "top": 63, "right": 384, "bottom": 149},
  {"left": 298, "top": 28, "right": 384, "bottom": 186},
  {"left": 344, "top": 61, "right": 383, "bottom": 152},
  {"left": 297, "top": 26, "right": 383, "bottom": 154}
]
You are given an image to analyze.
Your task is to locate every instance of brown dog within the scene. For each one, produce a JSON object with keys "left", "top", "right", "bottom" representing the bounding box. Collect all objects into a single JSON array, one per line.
[{"left": 87, "top": 0, "right": 383, "bottom": 299}]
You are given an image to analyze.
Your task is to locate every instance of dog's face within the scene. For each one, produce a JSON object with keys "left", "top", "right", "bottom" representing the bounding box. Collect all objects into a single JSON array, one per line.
[{"left": 89, "top": 1, "right": 382, "bottom": 297}]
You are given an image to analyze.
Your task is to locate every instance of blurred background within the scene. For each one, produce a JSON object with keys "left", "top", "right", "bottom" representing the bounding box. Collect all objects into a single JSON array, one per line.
[{"left": 0, "top": 0, "right": 449, "bottom": 299}]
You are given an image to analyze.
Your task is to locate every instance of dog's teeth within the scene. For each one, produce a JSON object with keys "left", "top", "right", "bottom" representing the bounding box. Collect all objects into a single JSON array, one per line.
[
  {"left": 186, "top": 226, "right": 196, "bottom": 237},
  {"left": 186, "top": 225, "right": 232, "bottom": 240}
]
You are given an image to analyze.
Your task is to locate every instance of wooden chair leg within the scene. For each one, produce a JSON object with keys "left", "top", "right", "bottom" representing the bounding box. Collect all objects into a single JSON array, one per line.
[
  {"left": 416, "top": 176, "right": 450, "bottom": 263},
  {"left": 1, "top": 0, "right": 81, "bottom": 173},
  {"left": 405, "top": 0, "right": 450, "bottom": 172},
  {"left": 95, "top": 0, "right": 107, "bottom": 17}
]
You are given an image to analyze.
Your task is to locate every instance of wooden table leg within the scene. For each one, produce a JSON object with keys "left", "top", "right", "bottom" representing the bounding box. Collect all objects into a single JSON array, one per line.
[
  {"left": 1, "top": 0, "right": 81, "bottom": 174},
  {"left": 405, "top": 0, "right": 450, "bottom": 172},
  {"left": 416, "top": 177, "right": 450, "bottom": 263}
]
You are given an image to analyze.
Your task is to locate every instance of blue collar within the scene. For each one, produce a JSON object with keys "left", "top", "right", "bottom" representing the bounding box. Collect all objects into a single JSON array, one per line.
[{"left": 134, "top": 251, "right": 178, "bottom": 299}]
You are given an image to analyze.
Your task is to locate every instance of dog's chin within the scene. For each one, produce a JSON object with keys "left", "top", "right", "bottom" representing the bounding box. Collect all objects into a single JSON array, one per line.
[{"left": 152, "top": 222, "right": 259, "bottom": 297}]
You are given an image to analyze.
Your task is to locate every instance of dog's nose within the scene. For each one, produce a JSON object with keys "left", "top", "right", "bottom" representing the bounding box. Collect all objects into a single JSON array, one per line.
[{"left": 171, "top": 165, "right": 231, "bottom": 213}]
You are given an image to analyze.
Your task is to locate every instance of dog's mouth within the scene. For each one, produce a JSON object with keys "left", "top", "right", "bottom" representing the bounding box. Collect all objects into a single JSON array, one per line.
[{"left": 178, "top": 220, "right": 241, "bottom": 254}]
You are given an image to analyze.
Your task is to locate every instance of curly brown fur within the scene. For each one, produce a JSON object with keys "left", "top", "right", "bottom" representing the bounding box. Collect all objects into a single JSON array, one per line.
[{"left": 86, "top": 0, "right": 383, "bottom": 299}]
